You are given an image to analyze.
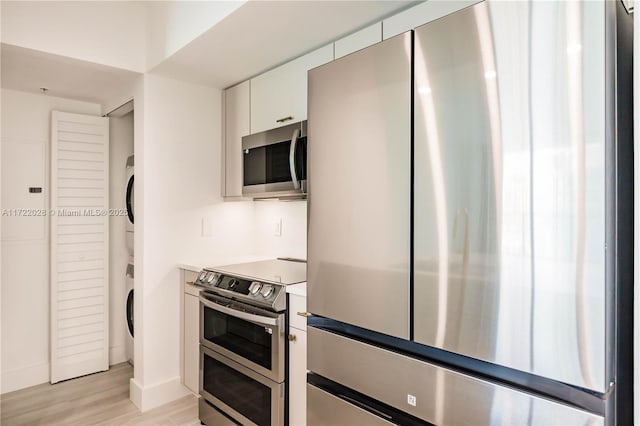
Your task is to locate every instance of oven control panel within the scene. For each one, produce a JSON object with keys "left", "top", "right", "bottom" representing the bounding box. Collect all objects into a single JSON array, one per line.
[{"left": 195, "top": 269, "right": 285, "bottom": 310}]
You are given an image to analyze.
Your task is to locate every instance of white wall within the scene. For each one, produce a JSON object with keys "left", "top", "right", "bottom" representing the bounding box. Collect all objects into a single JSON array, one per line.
[
  {"left": 130, "top": 74, "right": 254, "bottom": 411},
  {"left": 253, "top": 201, "right": 307, "bottom": 260},
  {"left": 146, "top": 1, "right": 246, "bottom": 70},
  {"left": 109, "top": 112, "right": 134, "bottom": 366},
  {"left": 0, "top": 89, "right": 101, "bottom": 393},
  {"left": 1, "top": 1, "right": 147, "bottom": 72}
]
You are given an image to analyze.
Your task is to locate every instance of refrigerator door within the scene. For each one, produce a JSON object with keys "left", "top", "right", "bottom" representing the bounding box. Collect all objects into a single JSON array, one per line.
[
  {"left": 307, "top": 33, "right": 412, "bottom": 339},
  {"left": 413, "top": 1, "right": 606, "bottom": 392}
]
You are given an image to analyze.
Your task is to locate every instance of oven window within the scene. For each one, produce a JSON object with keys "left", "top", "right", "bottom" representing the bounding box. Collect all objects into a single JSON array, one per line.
[
  {"left": 203, "top": 353, "right": 271, "bottom": 426},
  {"left": 243, "top": 138, "right": 307, "bottom": 186},
  {"left": 203, "top": 305, "right": 272, "bottom": 369}
]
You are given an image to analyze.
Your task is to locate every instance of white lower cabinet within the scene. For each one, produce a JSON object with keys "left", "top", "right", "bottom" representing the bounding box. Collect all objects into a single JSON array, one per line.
[
  {"left": 289, "top": 326, "right": 307, "bottom": 426},
  {"left": 289, "top": 293, "right": 308, "bottom": 425},
  {"left": 183, "top": 276, "right": 200, "bottom": 394}
]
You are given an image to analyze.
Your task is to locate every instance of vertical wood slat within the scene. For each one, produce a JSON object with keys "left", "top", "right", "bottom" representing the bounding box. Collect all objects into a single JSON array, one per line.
[{"left": 51, "top": 111, "right": 109, "bottom": 384}]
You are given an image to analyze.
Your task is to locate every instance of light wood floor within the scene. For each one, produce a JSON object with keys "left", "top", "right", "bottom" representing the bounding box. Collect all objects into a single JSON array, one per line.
[{"left": 1, "top": 363, "right": 199, "bottom": 426}]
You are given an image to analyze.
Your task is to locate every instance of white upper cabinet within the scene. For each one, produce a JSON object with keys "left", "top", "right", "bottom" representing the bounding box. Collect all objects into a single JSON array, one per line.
[
  {"left": 383, "top": 0, "right": 480, "bottom": 39},
  {"left": 335, "top": 22, "right": 382, "bottom": 59},
  {"left": 223, "top": 81, "right": 250, "bottom": 198},
  {"left": 250, "top": 44, "right": 333, "bottom": 134}
]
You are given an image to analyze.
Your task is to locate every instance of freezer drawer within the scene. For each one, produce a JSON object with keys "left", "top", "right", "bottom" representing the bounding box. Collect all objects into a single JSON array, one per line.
[
  {"left": 307, "top": 327, "right": 603, "bottom": 425},
  {"left": 307, "top": 384, "right": 394, "bottom": 426}
]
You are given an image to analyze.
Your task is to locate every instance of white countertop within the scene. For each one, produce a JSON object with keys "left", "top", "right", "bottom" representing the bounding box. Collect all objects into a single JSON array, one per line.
[
  {"left": 286, "top": 282, "right": 307, "bottom": 298},
  {"left": 178, "top": 255, "right": 274, "bottom": 273}
]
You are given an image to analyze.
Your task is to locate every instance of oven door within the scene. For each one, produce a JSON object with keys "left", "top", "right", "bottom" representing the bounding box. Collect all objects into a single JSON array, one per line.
[
  {"left": 199, "top": 292, "right": 285, "bottom": 382},
  {"left": 200, "top": 346, "right": 284, "bottom": 426}
]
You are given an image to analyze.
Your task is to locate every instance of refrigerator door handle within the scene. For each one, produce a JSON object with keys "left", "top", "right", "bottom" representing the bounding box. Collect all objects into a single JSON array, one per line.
[{"left": 289, "top": 128, "right": 301, "bottom": 190}]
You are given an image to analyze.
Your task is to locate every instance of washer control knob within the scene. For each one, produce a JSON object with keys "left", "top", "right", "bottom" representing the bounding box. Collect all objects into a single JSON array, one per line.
[
  {"left": 249, "top": 281, "right": 262, "bottom": 295},
  {"left": 260, "top": 284, "right": 274, "bottom": 298}
]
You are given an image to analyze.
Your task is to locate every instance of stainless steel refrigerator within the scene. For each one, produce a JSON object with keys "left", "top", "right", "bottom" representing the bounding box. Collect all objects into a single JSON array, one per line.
[{"left": 306, "top": 1, "right": 633, "bottom": 425}]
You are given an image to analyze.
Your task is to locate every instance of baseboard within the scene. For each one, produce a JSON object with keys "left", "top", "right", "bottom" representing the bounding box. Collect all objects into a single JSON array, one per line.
[
  {"left": 110, "top": 345, "right": 127, "bottom": 366},
  {"left": 129, "top": 376, "right": 190, "bottom": 412},
  {"left": 1, "top": 362, "right": 49, "bottom": 394}
]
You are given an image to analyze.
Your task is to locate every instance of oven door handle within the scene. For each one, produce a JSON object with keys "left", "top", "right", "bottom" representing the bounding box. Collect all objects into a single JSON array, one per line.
[{"left": 199, "top": 295, "right": 279, "bottom": 327}]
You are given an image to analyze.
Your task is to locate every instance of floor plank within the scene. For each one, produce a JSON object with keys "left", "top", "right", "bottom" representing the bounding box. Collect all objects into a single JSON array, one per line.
[{"left": 1, "top": 363, "right": 199, "bottom": 426}]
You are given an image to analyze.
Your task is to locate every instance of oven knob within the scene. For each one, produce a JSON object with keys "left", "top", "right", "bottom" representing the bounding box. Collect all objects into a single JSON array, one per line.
[
  {"left": 260, "top": 284, "right": 274, "bottom": 298},
  {"left": 249, "top": 281, "right": 262, "bottom": 295},
  {"left": 199, "top": 271, "right": 207, "bottom": 282},
  {"left": 228, "top": 279, "right": 238, "bottom": 289},
  {"left": 207, "top": 273, "right": 216, "bottom": 284}
]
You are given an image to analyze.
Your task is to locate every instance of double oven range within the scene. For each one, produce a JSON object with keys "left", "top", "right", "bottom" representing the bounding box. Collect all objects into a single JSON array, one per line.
[{"left": 194, "top": 259, "right": 306, "bottom": 426}]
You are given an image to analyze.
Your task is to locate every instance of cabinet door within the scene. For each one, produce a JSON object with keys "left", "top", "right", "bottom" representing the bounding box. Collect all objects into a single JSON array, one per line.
[
  {"left": 335, "top": 22, "right": 382, "bottom": 59},
  {"left": 250, "top": 44, "right": 333, "bottom": 134},
  {"left": 382, "top": 0, "right": 479, "bottom": 39},
  {"left": 223, "top": 81, "right": 250, "bottom": 198},
  {"left": 289, "top": 327, "right": 307, "bottom": 426},
  {"left": 184, "top": 292, "right": 200, "bottom": 393}
]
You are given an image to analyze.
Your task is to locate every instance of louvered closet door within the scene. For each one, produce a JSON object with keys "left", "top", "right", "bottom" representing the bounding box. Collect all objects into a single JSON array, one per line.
[{"left": 51, "top": 111, "right": 109, "bottom": 383}]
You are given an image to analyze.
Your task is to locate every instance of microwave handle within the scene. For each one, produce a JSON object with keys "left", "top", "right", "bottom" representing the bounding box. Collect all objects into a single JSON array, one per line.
[
  {"left": 199, "top": 294, "right": 278, "bottom": 327},
  {"left": 289, "top": 128, "right": 301, "bottom": 190}
]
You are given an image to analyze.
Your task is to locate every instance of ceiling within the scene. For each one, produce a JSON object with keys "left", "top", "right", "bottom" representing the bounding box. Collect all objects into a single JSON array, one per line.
[
  {"left": 1, "top": 1, "right": 418, "bottom": 104},
  {"left": 150, "top": 0, "right": 418, "bottom": 89},
  {"left": 1, "top": 43, "right": 141, "bottom": 107}
]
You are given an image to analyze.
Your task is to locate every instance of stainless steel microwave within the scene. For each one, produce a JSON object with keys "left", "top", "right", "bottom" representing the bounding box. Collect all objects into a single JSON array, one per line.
[{"left": 242, "top": 121, "right": 307, "bottom": 199}]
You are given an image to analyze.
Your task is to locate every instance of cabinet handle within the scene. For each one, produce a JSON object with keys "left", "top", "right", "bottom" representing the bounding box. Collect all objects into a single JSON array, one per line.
[
  {"left": 186, "top": 281, "right": 195, "bottom": 285},
  {"left": 297, "top": 312, "right": 310, "bottom": 318},
  {"left": 288, "top": 333, "right": 297, "bottom": 342},
  {"left": 276, "top": 116, "right": 293, "bottom": 123}
]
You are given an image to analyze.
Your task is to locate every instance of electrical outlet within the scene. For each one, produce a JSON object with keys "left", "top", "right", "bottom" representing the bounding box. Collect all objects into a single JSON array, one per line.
[
  {"left": 274, "top": 218, "right": 282, "bottom": 237},
  {"left": 407, "top": 394, "right": 417, "bottom": 407}
]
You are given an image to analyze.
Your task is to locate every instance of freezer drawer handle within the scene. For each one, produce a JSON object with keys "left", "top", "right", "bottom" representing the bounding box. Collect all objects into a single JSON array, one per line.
[
  {"left": 276, "top": 116, "right": 293, "bottom": 123},
  {"left": 338, "top": 394, "right": 393, "bottom": 420}
]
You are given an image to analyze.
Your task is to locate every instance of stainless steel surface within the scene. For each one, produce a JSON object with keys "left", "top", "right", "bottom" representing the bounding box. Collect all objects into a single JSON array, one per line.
[
  {"left": 242, "top": 121, "right": 307, "bottom": 199},
  {"left": 289, "top": 128, "right": 301, "bottom": 190},
  {"left": 308, "top": 328, "right": 604, "bottom": 425},
  {"left": 413, "top": 1, "right": 607, "bottom": 392},
  {"left": 242, "top": 121, "right": 306, "bottom": 150},
  {"left": 307, "top": 384, "right": 395, "bottom": 426},
  {"left": 199, "top": 399, "right": 238, "bottom": 426},
  {"left": 199, "top": 294, "right": 285, "bottom": 383},
  {"left": 199, "top": 294, "right": 279, "bottom": 326},
  {"left": 199, "top": 346, "right": 284, "bottom": 426},
  {"left": 209, "top": 259, "right": 307, "bottom": 286},
  {"left": 307, "top": 31, "right": 412, "bottom": 339}
]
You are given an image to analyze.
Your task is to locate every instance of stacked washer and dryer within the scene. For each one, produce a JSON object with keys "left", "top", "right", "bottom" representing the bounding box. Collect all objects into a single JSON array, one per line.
[{"left": 125, "top": 155, "right": 134, "bottom": 365}]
